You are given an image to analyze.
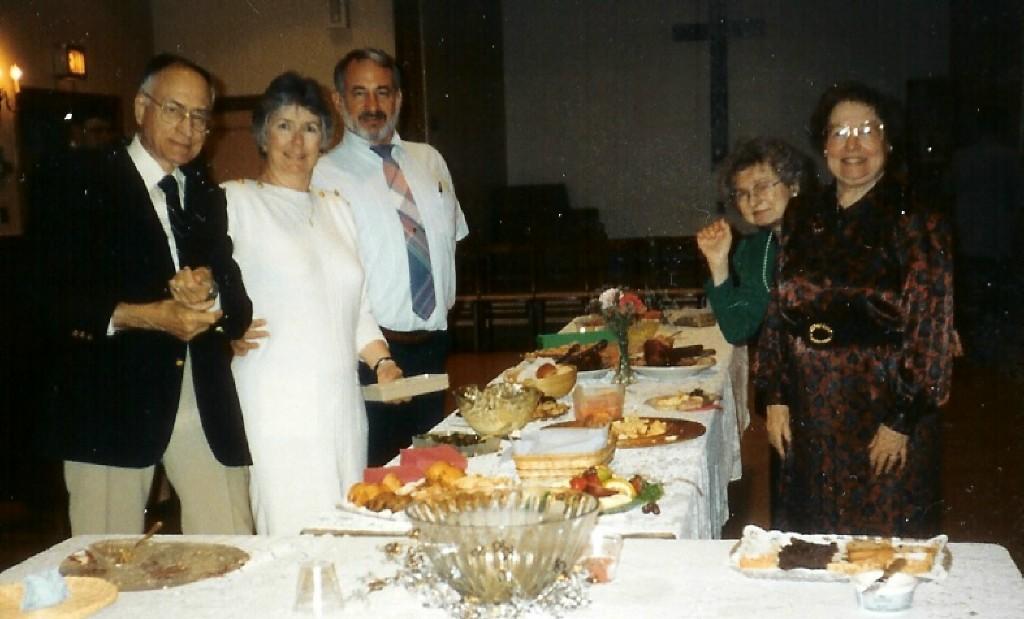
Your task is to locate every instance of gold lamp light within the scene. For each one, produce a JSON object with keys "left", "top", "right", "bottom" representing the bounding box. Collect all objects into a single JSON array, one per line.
[
  {"left": 0, "top": 63, "right": 22, "bottom": 115},
  {"left": 65, "top": 46, "right": 86, "bottom": 78}
]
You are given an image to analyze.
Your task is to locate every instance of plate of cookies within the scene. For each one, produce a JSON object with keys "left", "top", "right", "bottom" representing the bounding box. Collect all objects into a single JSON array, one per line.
[{"left": 729, "top": 525, "right": 949, "bottom": 582}]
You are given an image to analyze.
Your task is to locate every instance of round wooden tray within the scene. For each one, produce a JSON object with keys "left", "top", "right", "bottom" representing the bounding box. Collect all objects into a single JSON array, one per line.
[
  {"left": 611, "top": 417, "right": 706, "bottom": 448},
  {"left": 0, "top": 577, "right": 117, "bottom": 619},
  {"left": 60, "top": 540, "right": 249, "bottom": 592}
]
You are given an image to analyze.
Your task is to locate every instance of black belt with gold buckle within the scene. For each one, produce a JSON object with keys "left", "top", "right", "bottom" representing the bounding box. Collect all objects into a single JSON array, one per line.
[
  {"left": 807, "top": 322, "right": 834, "bottom": 345},
  {"left": 380, "top": 328, "right": 435, "bottom": 344},
  {"left": 792, "top": 319, "right": 901, "bottom": 348}
]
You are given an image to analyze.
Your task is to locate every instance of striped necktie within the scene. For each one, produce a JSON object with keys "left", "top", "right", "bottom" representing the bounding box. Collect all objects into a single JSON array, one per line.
[
  {"left": 370, "top": 144, "right": 436, "bottom": 320},
  {"left": 158, "top": 174, "right": 189, "bottom": 264}
]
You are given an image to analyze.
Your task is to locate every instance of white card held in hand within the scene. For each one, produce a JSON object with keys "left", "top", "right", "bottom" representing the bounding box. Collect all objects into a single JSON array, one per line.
[{"left": 362, "top": 374, "right": 449, "bottom": 402}]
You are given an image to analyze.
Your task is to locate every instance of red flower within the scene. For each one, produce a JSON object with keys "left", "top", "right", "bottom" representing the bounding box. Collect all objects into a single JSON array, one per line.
[{"left": 618, "top": 292, "right": 647, "bottom": 315}]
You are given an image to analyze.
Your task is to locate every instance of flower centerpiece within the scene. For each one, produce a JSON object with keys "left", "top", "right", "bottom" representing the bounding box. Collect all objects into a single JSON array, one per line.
[{"left": 591, "top": 287, "right": 647, "bottom": 384}]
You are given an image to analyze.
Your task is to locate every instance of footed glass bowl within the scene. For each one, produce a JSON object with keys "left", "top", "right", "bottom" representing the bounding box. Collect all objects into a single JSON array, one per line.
[
  {"left": 405, "top": 490, "right": 599, "bottom": 603},
  {"left": 454, "top": 383, "right": 541, "bottom": 437}
]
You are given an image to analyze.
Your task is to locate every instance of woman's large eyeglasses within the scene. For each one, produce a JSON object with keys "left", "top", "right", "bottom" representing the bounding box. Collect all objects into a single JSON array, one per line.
[
  {"left": 733, "top": 179, "right": 781, "bottom": 204},
  {"left": 826, "top": 121, "right": 885, "bottom": 144},
  {"left": 141, "top": 91, "right": 211, "bottom": 133}
]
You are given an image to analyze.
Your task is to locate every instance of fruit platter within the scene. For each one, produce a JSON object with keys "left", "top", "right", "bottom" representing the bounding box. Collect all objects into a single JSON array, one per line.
[
  {"left": 343, "top": 445, "right": 517, "bottom": 519},
  {"left": 567, "top": 465, "right": 664, "bottom": 515}
]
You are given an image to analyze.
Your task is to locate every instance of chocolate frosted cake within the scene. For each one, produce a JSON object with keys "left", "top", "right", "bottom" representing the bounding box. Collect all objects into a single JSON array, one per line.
[{"left": 777, "top": 539, "right": 839, "bottom": 570}]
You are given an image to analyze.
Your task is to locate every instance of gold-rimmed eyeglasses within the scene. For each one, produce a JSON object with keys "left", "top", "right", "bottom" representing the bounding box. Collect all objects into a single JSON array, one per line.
[
  {"left": 733, "top": 179, "right": 781, "bottom": 204},
  {"left": 826, "top": 120, "right": 884, "bottom": 144},
  {"left": 141, "top": 91, "right": 211, "bottom": 133}
]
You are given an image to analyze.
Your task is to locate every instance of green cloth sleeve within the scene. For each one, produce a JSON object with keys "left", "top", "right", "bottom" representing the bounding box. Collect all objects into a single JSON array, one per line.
[{"left": 703, "top": 230, "right": 775, "bottom": 345}]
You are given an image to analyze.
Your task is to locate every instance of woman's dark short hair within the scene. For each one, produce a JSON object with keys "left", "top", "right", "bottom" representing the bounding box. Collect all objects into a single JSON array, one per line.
[
  {"left": 718, "top": 137, "right": 814, "bottom": 208},
  {"left": 252, "top": 72, "right": 333, "bottom": 153},
  {"left": 808, "top": 81, "right": 903, "bottom": 158}
]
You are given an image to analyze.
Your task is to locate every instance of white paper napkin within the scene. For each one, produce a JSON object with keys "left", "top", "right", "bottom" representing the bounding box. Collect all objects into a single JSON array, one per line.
[{"left": 511, "top": 426, "right": 608, "bottom": 456}]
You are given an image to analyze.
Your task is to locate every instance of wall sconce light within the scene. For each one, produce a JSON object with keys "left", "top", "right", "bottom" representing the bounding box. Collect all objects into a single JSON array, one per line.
[
  {"left": 0, "top": 64, "right": 22, "bottom": 115},
  {"left": 65, "top": 46, "right": 86, "bottom": 78},
  {"left": 54, "top": 44, "right": 86, "bottom": 80}
]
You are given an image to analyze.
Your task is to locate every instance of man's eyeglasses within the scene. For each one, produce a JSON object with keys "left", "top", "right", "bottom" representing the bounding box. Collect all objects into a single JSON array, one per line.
[
  {"left": 826, "top": 121, "right": 884, "bottom": 144},
  {"left": 733, "top": 179, "right": 781, "bottom": 204},
  {"left": 141, "top": 91, "right": 211, "bottom": 133}
]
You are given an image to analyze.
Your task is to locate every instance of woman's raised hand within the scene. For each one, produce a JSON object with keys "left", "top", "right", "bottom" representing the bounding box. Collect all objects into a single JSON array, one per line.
[{"left": 696, "top": 219, "right": 733, "bottom": 285}]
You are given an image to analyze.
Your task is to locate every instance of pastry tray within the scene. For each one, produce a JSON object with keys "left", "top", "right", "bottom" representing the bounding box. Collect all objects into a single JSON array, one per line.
[{"left": 729, "top": 524, "right": 949, "bottom": 582}]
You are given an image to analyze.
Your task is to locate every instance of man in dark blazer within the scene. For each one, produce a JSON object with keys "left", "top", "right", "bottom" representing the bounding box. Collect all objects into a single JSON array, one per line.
[{"left": 34, "top": 54, "right": 254, "bottom": 535}]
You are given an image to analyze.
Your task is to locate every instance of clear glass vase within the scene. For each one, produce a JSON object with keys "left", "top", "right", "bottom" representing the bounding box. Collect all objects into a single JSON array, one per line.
[{"left": 611, "top": 323, "right": 635, "bottom": 384}]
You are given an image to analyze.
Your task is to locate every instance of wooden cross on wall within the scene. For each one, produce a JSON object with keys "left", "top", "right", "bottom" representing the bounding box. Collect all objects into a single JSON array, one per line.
[{"left": 673, "top": 0, "right": 765, "bottom": 164}]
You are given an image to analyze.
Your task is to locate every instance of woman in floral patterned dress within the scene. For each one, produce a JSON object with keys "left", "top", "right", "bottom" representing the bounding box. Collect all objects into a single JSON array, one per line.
[{"left": 755, "top": 83, "right": 957, "bottom": 536}]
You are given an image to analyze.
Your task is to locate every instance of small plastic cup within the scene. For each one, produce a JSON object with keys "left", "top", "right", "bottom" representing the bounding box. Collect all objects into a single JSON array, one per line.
[
  {"left": 580, "top": 530, "right": 624, "bottom": 583},
  {"left": 851, "top": 570, "right": 919, "bottom": 612},
  {"left": 294, "top": 559, "right": 344, "bottom": 616},
  {"left": 573, "top": 383, "right": 625, "bottom": 427}
]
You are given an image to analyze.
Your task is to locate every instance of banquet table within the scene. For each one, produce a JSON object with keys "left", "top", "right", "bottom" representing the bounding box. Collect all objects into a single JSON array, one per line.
[
  {"left": 3, "top": 535, "right": 1022, "bottom": 618},
  {"left": 305, "top": 317, "right": 746, "bottom": 540}
]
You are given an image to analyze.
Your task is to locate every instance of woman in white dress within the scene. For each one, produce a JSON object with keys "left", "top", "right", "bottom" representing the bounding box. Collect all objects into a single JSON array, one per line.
[{"left": 224, "top": 72, "right": 403, "bottom": 535}]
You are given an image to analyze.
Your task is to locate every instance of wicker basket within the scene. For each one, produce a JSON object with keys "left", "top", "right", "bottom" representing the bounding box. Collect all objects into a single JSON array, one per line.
[{"left": 513, "top": 435, "right": 616, "bottom": 481}]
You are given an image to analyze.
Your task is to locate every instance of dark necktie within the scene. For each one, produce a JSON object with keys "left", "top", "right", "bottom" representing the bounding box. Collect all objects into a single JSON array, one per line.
[
  {"left": 158, "top": 174, "right": 189, "bottom": 264},
  {"left": 370, "top": 144, "right": 436, "bottom": 320}
]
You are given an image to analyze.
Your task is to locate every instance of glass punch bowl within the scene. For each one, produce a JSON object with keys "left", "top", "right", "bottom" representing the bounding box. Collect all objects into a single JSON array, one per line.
[{"left": 405, "top": 489, "right": 599, "bottom": 604}]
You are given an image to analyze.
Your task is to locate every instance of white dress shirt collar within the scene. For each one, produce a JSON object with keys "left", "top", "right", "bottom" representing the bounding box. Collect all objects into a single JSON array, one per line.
[
  {"left": 127, "top": 135, "right": 184, "bottom": 190},
  {"left": 127, "top": 135, "right": 184, "bottom": 270},
  {"left": 339, "top": 129, "right": 402, "bottom": 160}
]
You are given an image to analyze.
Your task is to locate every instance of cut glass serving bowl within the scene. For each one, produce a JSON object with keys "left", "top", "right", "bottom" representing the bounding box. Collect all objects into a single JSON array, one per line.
[
  {"left": 454, "top": 383, "right": 541, "bottom": 437},
  {"left": 405, "top": 489, "right": 599, "bottom": 604}
]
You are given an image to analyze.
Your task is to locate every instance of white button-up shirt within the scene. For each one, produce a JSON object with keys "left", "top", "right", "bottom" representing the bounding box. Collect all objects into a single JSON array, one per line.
[
  {"left": 312, "top": 131, "right": 468, "bottom": 331},
  {"left": 123, "top": 136, "right": 201, "bottom": 415},
  {"left": 128, "top": 135, "right": 185, "bottom": 270}
]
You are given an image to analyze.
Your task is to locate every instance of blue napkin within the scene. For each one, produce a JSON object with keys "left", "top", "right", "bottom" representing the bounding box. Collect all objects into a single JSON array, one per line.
[{"left": 20, "top": 568, "right": 69, "bottom": 611}]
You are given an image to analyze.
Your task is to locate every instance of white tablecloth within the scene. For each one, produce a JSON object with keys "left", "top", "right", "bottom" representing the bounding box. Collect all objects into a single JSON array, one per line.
[
  {"left": 3, "top": 535, "right": 1022, "bottom": 618},
  {"left": 306, "top": 322, "right": 745, "bottom": 540}
]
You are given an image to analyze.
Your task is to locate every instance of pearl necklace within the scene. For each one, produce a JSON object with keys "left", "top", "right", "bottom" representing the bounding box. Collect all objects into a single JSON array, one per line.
[{"left": 761, "top": 230, "right": 774, "bottom": 292}]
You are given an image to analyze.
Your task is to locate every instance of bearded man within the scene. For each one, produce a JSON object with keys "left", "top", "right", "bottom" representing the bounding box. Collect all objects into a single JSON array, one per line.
[{"left": 312, "top": 48, "right": 468, "bottom": 466}]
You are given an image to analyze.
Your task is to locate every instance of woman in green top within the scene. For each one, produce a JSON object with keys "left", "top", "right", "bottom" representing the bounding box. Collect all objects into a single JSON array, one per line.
[{"left": 698, "top": 137, "right": 815, "bottom": 344}]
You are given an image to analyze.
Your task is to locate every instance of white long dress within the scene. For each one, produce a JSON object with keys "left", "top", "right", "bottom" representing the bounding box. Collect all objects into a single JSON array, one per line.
[{"left": 224, "top": 180, "right": 383, "bottom": 535}]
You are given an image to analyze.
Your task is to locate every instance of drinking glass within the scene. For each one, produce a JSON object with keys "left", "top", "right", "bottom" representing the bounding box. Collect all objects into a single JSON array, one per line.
[
  {"left": 293, "top": 559, "right": 344, "bottom": 616},
  {"left": 580, "top": 530, "right": 624, "bottom": 583}
]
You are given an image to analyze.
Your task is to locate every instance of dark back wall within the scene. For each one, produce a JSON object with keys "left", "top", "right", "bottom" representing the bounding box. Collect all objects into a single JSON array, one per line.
[{"left": 396, "top": 0, "right": 508, "bottom": 242}]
